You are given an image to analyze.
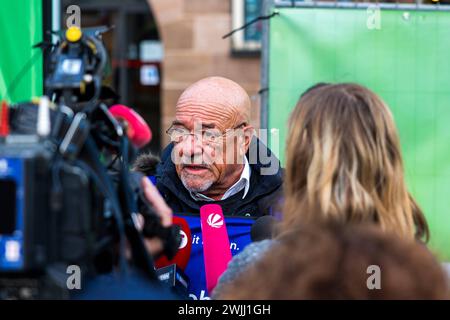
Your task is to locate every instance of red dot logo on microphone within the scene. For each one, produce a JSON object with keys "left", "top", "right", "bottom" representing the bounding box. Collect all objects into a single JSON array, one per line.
[
  {"left": 179, "top": 230, "right": 188, "bottom": 249},
  {"left": 207, "top": 213, "right": 223, "bottom": 228}
]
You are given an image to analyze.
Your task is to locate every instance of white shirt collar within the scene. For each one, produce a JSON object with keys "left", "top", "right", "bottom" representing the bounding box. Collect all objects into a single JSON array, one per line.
[{"left": 188, "top": 156, "right": 251, "bottom": 202}]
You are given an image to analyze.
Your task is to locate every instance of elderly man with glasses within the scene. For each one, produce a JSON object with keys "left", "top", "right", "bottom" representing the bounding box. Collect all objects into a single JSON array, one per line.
[{"left": 154, "top": 76, "right": 283, "bottom": 217}]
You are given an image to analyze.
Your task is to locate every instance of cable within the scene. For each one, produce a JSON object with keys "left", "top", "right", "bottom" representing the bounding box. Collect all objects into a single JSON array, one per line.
[
  {"left": 3, "top": 50, "right": 42, "bottom": 101},
  {"left": 222, "top": 11, "right": 279, "bottom": 39},
  {"left": 82, "top": 136, "right": 129, "bottom": 275},
  {"left": 117, "top": 135, "right": 157, "bottom": 279}
]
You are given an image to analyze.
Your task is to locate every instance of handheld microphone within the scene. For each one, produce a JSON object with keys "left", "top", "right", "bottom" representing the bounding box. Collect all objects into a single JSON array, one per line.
[
  {"left": 200, "top": 204, "right": 232, "bottom": 294},
  {"left": 155, "top": 216, "right": 192, "bottom": 297},
  {"left": 132, "top": 152, "right": 160, "bottom": 177},
  {"left": 155, "top": 216, "right": 192, "bottom": 270},
  {"left": 109, "top": 104, "right": 152, "bottom": 148},
  {"left": 250, "top": 215, "right": 276, "bottom": 242}
]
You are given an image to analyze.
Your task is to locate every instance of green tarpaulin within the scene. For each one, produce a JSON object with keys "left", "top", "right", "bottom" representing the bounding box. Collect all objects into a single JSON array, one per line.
[
  {"left": 268, "top": 7, "right": 450, "bottom": 260},
  {"left": 0, "top": 0, "right": 43, "bottom": 103}
]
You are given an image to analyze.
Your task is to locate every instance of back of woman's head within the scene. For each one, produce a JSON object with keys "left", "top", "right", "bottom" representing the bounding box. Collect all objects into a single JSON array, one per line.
[
  {"left": 217, "top": 224, "right": 448, "bottom": 300},
  {"left": 284, "top": 83, "right": 428, "bottom": 241}
]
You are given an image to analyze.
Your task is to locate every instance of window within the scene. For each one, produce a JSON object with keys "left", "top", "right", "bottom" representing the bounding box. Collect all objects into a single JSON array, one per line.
[{"left": 231, "top": 0, "right": 263, "bottom": 54}]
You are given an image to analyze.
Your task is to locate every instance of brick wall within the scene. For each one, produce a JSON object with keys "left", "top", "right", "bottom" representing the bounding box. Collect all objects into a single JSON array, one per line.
[{"left": 147, "top": 0, "right": 262, "bottom": 147}]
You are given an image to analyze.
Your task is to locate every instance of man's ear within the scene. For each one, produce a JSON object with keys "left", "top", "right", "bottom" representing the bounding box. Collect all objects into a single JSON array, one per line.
[{"left": 242, "top": 125, "right": 254, "bottom": 154}]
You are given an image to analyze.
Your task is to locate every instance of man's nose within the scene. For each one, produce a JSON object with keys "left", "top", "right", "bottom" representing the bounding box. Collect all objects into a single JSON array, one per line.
[{"left": 179, "top": 134, "right": 203, "bottom": 158}]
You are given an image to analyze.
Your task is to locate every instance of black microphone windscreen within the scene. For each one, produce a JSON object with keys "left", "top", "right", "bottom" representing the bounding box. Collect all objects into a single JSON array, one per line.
[
  {"left": 250, "top": 215, "right": 276, "bottom": 242},
  {"left": 132, "top": 152, "right": 161, "bottom": 176}
]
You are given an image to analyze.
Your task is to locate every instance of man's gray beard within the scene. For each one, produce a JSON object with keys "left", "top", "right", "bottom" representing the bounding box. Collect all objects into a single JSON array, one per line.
[{"left": 180, "top": 172, "right": 214, "bottom": 193}]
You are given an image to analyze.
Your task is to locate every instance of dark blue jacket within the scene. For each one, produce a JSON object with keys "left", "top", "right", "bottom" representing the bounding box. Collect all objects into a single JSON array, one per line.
[{"left": 155, "top": 138, "right": 283, "bottom": 217}]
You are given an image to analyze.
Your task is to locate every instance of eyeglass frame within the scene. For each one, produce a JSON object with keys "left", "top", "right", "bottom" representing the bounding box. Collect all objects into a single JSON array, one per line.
[{"left": 165, "top": 122, "right": 249, "bottom": 146}]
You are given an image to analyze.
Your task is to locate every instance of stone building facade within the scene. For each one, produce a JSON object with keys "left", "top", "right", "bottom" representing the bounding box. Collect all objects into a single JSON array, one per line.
[{"left": 147, "top": 0, "right": 262, "bottom": 146}]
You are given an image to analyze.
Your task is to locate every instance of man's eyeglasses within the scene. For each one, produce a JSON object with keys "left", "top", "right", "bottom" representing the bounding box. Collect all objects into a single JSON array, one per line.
[{"left": 166, "top": 123, "right": 247, "bottom": 145}]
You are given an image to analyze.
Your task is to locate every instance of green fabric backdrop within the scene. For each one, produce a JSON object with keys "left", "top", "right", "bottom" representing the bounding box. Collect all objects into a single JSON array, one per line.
[
  {"left": 0, "top": 0, "right": 43, "bottom": 103},
  {"left": 269, "top": 7, "right": 450, "bottom": 260}
]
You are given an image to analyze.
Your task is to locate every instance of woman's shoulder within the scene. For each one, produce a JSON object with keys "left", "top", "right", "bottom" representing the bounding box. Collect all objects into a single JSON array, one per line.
[{"left": 212, "top": 240, "right": 275, "bottom": 299}]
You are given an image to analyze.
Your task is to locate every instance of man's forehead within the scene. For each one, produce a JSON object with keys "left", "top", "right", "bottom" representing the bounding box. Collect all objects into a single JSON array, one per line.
[
  {"left": 174, "top": 105, "right": 235, "bottom": 129},
  {"left": 173, "top": 116, "right": 218, "bottom": 128}
]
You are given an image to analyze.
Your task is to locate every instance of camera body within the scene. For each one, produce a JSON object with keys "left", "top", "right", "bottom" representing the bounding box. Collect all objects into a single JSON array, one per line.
[
  {"left": 0, "top": 138, "right": 102, "bottom": 299},
  {"left": 0, "top": 26, "right": 180, "bottom": 299},
  {"left": 0, "top": 141, "right": 52, "bottom": 273}
]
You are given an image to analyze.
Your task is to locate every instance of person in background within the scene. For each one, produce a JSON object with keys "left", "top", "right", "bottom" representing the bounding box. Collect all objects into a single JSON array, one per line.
[
  {"left": 216, "top": 223, "right": 449, "bottom": 300},
  {"left": 155, "top": 76, "right": 283, "bottom": 217},
  {"left": 282, "top": 82, "right": 428, "bottom": 240}
]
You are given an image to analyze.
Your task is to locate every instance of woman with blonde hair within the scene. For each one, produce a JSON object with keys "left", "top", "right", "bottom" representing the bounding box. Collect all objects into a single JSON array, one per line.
[
  {"left": 283, "top": 83, "right": 428, "bottom": 241},
  {"left": 213, "top": 83, "right": 430, "bottom": 298}
]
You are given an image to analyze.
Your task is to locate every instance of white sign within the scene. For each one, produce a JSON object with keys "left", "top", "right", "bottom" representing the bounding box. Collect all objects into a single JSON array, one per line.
[
  {"left": 140, "top": 40, "right": 164, "bottom": 62},
  {"left": 140, "top": 65, "right": 160, "bottom": 86}
]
